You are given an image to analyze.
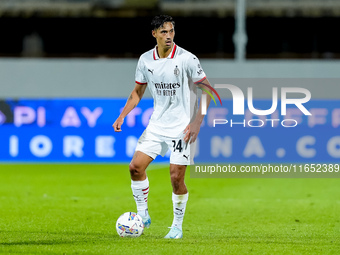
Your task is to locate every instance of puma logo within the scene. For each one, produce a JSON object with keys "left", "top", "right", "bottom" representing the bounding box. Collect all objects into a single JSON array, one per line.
[
  {"left": 148, "top": 69, "right": 154, "bottom": 75},
  {"left": 183, "top": 155, "right": 189, "bottom": 160}
]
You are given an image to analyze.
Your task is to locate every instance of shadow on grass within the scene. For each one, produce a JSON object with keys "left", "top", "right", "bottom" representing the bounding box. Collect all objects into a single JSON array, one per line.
[
  {"left": 0, "top": 230, "right": 118, "bottom": 246},
  {"left": 0, "top": 240, "right": 75, "bottom": 246}
]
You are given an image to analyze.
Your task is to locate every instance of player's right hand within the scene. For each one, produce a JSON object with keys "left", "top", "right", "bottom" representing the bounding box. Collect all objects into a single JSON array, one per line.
[{"left": 112, "top": 117, "right": 124, "bottom": 132}]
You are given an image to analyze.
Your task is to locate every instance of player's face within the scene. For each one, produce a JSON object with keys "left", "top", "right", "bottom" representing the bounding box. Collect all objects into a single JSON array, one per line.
[{"left": 152, "top": 22, "right": 175, "bottom": 49}]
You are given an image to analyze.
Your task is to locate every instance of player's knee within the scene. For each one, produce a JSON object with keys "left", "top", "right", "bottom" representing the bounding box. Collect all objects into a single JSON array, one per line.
[
  {"left": 171, "top": 174, "right": 186, "bottom": 193},
  {"left": 170, "top": 172, "right": 183, "bottom": 187},
  {"left": 129, "top": 162, "right": 143, "bottom": 178}
]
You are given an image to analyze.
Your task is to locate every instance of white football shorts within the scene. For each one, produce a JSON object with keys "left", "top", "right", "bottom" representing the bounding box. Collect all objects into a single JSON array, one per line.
[{"left": 135, "top": 129, "right": 195, "bottom": 165}]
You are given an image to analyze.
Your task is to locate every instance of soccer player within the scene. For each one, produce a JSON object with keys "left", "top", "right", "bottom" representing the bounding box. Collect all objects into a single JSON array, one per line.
[{"left": 112, "top": 15, "right": 212, "bottom": 239}]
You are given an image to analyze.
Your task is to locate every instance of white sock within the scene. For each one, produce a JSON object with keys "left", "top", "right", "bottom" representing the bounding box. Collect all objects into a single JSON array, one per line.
[
  {"left": 131, "top": 178, "right": 149, "bottom": 217},
  {"left": 171, "top": 192, "right": 188, "bottom": 230}
]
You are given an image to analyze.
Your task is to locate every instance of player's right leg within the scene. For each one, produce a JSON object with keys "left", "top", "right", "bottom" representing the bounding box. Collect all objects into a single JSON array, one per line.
[
  {"left": 131, "top": 129, "right": 168, "bottom": 228},
  {"left": 129, "top": 150, "right": 153, "bottom": 181},
  {"left": 129, "top": 151, "right": 153, "bottom": 228}
]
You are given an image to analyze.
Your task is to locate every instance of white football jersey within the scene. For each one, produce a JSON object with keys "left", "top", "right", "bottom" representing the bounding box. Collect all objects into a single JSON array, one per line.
[{"left": 135, "top": 43, "right": 206, "bottom": 138}]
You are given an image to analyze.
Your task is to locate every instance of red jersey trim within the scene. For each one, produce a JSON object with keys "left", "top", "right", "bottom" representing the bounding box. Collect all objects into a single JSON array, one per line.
[
  {"left": 194, "top": 76, "right": 206, "bottom": 84},
  {"left": 153, "top": 44, "right": 177, "bottom": 60},
  {"left": 153, "top": 46, "right": 160, "bottom": 60},
  {"left": 170, "top": 44, "right": 177, "bottom": 59},
  {"left": 136, "top": 81, "right": 147, "bottom": 85}
]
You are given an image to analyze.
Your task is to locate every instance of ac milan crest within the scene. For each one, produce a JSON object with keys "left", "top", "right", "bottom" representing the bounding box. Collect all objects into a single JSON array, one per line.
[{"left": 174, "top": 65, "right": 180, "bottom": 77}]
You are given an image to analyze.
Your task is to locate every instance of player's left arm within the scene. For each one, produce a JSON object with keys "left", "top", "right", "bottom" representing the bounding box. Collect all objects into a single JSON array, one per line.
[{"left": 184, "top": 78, "right": 212, "bottom": 144}]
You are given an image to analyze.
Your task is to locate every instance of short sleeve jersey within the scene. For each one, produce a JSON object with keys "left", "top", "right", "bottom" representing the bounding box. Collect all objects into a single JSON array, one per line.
[{"left": 135, "top": 43, "right": 206, "bottom": 138}]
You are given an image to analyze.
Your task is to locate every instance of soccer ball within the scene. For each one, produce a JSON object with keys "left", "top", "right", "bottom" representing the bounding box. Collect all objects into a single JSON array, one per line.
[{"left": 116, "top": 212, "right": 144, "bottom": 237}]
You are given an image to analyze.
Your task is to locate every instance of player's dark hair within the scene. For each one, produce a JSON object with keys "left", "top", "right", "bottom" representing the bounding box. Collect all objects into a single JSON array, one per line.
[{"left": 151, "top": 15, "right": 175, "bottom": 30}]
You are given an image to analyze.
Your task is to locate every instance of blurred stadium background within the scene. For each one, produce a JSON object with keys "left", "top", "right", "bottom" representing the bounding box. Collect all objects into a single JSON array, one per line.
[
  {"left": 0, "top": 2, "right": 340, "bottom": 254},
  {"left": 1, "top": 0, "right": 340, "bottom": 59},
  {"left": 0, "top": 0, "right": 340, "bottom": 162}
]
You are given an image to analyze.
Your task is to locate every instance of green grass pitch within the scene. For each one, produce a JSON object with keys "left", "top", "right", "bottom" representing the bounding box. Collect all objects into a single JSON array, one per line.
[{"left": 0, "top": 164, "right": 339, "bottom": 254}]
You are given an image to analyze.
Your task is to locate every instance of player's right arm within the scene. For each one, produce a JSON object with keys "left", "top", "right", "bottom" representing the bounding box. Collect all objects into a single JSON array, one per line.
[{"left": 112, "top": 83, "right": 147, "bottom": 132}]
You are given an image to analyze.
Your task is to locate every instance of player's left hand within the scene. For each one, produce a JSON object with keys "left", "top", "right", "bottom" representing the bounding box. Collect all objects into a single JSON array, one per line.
[{"left": 183, "top": 121, "right": 201, "bottom": 144}]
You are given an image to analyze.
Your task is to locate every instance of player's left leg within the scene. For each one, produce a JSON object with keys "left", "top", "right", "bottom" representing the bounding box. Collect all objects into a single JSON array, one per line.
[
  {"left": 169, "top": 164, "right": 188, "bottom": 194},
  {"left": 164, "top": 164, "right": 188, "bottom": 239}
]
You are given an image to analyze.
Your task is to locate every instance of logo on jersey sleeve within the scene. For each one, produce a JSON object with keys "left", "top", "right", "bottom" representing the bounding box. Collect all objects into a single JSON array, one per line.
[
  {"left": 192, "top": 56, "right": 203, "bottom": 76},
  {"left": 197, "top": 62, "right": 203, "bottom": 75}
]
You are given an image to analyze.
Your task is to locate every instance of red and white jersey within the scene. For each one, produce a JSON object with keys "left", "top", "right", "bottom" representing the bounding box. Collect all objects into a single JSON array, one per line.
[{"left": 135, "top": 43, "right": 206, "bottom": 137}]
